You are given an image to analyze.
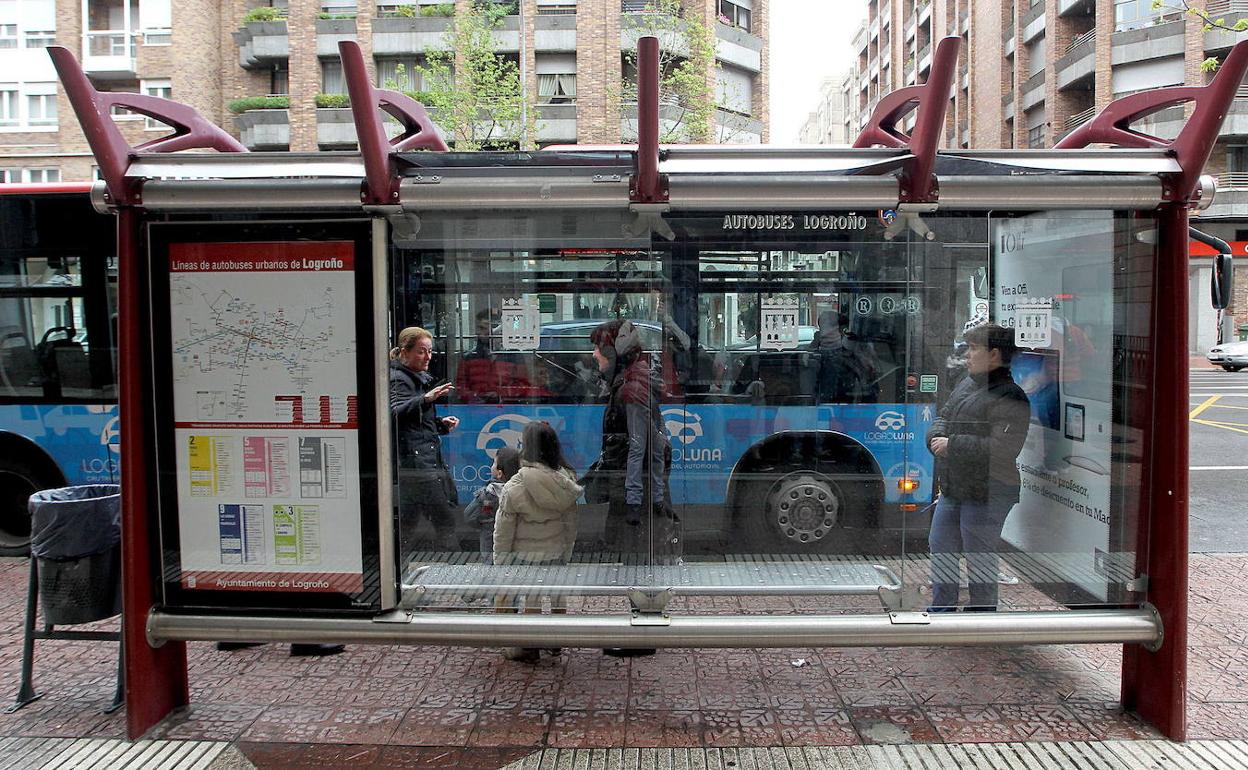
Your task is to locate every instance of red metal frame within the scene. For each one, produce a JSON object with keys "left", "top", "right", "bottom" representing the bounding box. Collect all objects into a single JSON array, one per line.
[
  {"left": 852, "top": 35, "right": 960, "bottom": 203},
  {"left": 631, "top": 35, "right": 667, "bottom": 204},
  {"left": 47, "top": 46, "right": 245, "bottom": 206},
  {"left": 1055, "top": 42, "right": 1248, "bottom": 204},
  {"left": 339, "top": 40, "right": 448, "bottom": 206}
]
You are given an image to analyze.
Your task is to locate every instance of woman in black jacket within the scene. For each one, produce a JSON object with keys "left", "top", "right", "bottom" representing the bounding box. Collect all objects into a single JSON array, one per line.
[
  {"left": 390, "top": 326, "right": 459, "bottom": 558},
  {"left": 925, "top": 323, "right": 1030, "bottom": 612}
]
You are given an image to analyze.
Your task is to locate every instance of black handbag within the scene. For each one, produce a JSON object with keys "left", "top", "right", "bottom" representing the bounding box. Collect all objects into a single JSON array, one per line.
[{"left": 579, "top": 458, "right": 612, "bottom": 504}]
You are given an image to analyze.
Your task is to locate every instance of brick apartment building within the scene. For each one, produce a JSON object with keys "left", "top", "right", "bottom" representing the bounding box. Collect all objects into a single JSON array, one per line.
[
  {"left": 805, "top": 0, "right": 1248, "bottom": 352},
  {"left": 0, "top": 0, "right": 769, "bottom": 181}
]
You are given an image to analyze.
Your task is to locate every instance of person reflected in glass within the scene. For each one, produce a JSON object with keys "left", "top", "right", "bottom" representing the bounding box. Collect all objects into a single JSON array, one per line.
[
  {"left": 926, "top": 323, "right": 1030, "bottom": 612},
  {"left": 492, "top": 421, "right": 582, "bottom": 663},
  {"left": 812, "top": 309, "right": 877, "bottom": 404},
  {"left": 390, "top": 326, "right": 459, "bottom": 561},
  {"left": 648, "top": 281, "right": 691, "bottom": 398},
  {"left": 590, "top": 319, "right": 671, "bottom": 547}
]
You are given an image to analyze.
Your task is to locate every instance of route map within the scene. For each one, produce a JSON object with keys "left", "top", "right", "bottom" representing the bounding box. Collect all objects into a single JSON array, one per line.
[{"left": 169, "top": 252, "right": 356, "bottom": 425}]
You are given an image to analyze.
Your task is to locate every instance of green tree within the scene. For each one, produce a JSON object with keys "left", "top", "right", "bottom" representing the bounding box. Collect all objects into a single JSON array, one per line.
[
  {"left": 414, "top": 2, "right": 537, "bottom": 150},
  {"left": 619, "top": 0, "right": 721, "bottom": 143},
  {"left": 1153, "top": 0, "right": 1248, "bottom": 71}
]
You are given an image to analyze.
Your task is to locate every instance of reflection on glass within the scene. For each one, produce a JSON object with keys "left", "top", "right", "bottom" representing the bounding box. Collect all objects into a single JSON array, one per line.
[{"left": 390, "top": 209, "right": 1153, "bottom": 618}]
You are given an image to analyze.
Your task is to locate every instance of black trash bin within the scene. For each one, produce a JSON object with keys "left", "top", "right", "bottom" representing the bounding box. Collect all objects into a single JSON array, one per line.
[{"left": 28, "top": 484, "right": 121, "bottom": 625}]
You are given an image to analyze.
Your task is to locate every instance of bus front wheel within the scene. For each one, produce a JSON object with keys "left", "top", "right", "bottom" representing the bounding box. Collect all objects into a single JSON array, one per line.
[
  {"left": 744, "top": 469, "right": 851, "bottom": 552},
  {"left": 0, "top": 457, "right": 46, "bottom": 556}
]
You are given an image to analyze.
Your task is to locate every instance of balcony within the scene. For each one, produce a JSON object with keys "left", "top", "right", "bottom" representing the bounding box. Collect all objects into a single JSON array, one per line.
[
  {"left": 715, "top": 21, "right": 763, "bottom": 73},
  {"left": 1199, "top": 172, "right": 1248, "bottom": 219},
  {"left": 1003, "top": 90, "right": 1015, "bottom": 122},
  {"left": 1021, "top": 69, "right": 1046, "bottom": 111},
  {"left": 854, "top": 23, "right": 868, "bottom": 55},
  {"left": 317, "top": 107, "right": 356, "bottom": 148},
  {"left": 234, "top": 21, "right": 289, "bottom": 69},
  {"left": 1056, "top": 28, "right": 1096, "bottom": 90},
  {"left": 1204, "top": 2, "right": 1248, "bottom": 53},
  {"left": 1021, "top": 2, "right": 1045, "bottom": 43},
  {"left": 905, "top": 17, "right": 916, "bottom": 43},
  {"left": 918, "top": 44, "right": 931, "bottom": 74},
  {"left": 1112, "top": 19, "right": 1184, "bottom": 66},
  {"left": 316, "top": 17, "right": 356, "bottom": 57},
  {"left": 82, "top": 31, "right": 137, "bottom": 78},
  {"left": 536, "top": 104, "right": 577, "bottom": 143},
  {"left": 1058, "top": 0, "right": 1094, "bottom": 17},
  {"left": 959, "top": 12, "right": 969, "bottom": 35},
  {"left": 535, "top": 13, "right": 576, "bottom": 53},
  {"left": 1220, "top": 95, "right": 1248, "bottom": 137},
  {"left": 236, "top": 107, "right": 290, "bottom": 151}
]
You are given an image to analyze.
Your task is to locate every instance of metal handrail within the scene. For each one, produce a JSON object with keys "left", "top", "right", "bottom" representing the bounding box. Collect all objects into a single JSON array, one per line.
[
  {"left": 147, "top": 607, "right": 1164, "bottom": 650},
  {"left": 1065, "top": 106, "right": 1096, "bottom": 130},
  {"left": 1066, "top": 27, "right": 1095, "bottom": 56},
  {"left": 1217, "top": 171, "right": 1248, "bottom": 189},
  {"left": 1206, "top": 0, "right": 1248, "bottom": 15}
]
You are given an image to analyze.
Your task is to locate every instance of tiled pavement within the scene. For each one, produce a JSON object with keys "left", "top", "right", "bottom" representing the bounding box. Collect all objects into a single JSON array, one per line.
[{"left": 2, "top": 555, "right": 1248, "bottom": 768}]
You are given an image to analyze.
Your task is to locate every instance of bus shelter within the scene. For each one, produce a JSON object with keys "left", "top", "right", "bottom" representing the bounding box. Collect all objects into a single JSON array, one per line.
[{"left": 48, "top": 35, "right": 1248, "bottom": 741}]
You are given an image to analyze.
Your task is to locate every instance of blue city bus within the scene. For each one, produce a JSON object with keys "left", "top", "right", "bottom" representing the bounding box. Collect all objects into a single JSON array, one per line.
[
  {"left": 397, "top": 207, "right": 986, "bottom": 554},
  {"left": 0, "top": 183, "right": 118, "bottom": 555}
]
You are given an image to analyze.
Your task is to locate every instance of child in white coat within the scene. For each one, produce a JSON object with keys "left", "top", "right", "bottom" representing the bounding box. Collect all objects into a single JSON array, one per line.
[{"left": 493, "top": 421, "right": 583, "bottom": 662}]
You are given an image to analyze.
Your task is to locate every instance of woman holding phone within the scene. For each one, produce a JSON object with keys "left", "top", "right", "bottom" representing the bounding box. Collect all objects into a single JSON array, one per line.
[{"left": 390, "top": 326, "right": 460, "bottom": 558}]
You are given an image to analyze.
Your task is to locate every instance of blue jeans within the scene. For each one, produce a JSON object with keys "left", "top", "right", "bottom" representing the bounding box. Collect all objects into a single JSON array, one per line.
[
  {"left": 624, "top": 402, "right": 667, "bottom": 506},
  {"left": 928, "top": 494, "right": 1011, "bottom": 610}
]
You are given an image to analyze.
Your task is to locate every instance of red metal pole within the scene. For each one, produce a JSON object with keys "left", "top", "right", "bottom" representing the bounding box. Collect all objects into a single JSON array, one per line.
[
  {"left": 634, "top": 35, "right": 664, "bottom": 203},
  {"left": 1121, "top": 202, "right": 1189, "bottom": 740},
  {"left": 118, "top": 206, "right": 188, "bottom": 738}
]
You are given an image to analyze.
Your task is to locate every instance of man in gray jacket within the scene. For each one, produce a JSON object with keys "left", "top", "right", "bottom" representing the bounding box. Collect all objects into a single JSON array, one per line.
[{"left": 926, "top": 323, "right": 1030, "bottom": 612}]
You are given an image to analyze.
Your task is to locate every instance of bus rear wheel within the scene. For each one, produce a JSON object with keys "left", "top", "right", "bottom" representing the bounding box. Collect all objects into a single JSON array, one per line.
[
  {"left": 0, "top": 458, "right": 45, "bottom": 556},
  {"left": 743, "top": 469, "right": 850, "bottom": 552}
]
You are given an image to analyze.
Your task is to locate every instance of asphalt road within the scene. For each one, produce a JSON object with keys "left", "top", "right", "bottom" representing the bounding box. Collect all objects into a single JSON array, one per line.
[{"left": 1190, "top": 367, "right": 1248, "bottom": 553}]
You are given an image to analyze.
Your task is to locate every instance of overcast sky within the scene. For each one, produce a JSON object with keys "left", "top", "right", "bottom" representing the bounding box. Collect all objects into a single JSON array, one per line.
[{"left": 767, "top": 1, "right": 867, "bottom": 143}]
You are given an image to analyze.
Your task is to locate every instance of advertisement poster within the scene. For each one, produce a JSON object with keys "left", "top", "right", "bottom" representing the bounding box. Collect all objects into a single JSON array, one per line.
[
  {"left": 169, "top": 242, "right": 363, "bottom": 593},
  {"left": 993, "top": 213, "right": 1116, "bottom": 600}
]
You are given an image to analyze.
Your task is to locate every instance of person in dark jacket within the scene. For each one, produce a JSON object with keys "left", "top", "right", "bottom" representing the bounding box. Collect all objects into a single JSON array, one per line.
[
  {"left": 925, "top": 323, "right": 1030, "bottom": 612},
  {"left": 390, "top": 326, "right": 460, "bottom": 559}
]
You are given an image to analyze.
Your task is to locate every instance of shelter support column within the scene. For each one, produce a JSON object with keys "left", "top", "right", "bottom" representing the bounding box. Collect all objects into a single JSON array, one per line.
[
  {"left": 1121, "top": 202, "right": 1189, "bottom": 741},
  {"left": 118, "top": 206, "right": 188, "bottom": 738}
]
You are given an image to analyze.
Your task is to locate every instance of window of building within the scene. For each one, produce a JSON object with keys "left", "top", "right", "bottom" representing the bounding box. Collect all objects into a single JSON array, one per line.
[
  {"left": 1113, "top": 0, "right": 1171, "bottom": 31},
  {"left": 717, "top": 0, "right": 751, "bottom": 32},
  {"left": 0, "top": 87, "right": 17, "bottom": 126},
  {"left": 715, "top": 65, "right": 753, "bottom": 115},
  {"left": 271, "top": 63, "right": 289, "bottom": 96},
  {"left": 536, "top": 54, "right": 575, "bottom": 105},
  {"left": 24, "top": 167, "right": 59, "bottom": 183},
  {"left": 538, "top": 73, "right": 575, "bottom": 104},
  {"left": 24, "top": 30, "right": 52, "bottom": 47},
  {"left": 143, "top": 79, "right": 171, "bottom": 130},
  {"left": 377, "top": 57, "right": 426, "bottom": 93},
  {"left": 1027, "top": 124, "right": 1045, "bottom": 148},
  {"left": 536, "top": 0, "right": 575, "bottom": 16},
  {"left": 322, "top": 60, "right": 345, "bottom": 95},
  {"left": 26, "top": 91, "right": 54, "bottom": 126},
  {"left": 0, "top": 24, "right": 16, "bottom": 49}
]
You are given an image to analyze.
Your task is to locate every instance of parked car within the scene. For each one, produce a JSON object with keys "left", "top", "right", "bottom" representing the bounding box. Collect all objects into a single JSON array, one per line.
[{"left": 1208, "top": 340, "right": 1248, "bottom": 372}]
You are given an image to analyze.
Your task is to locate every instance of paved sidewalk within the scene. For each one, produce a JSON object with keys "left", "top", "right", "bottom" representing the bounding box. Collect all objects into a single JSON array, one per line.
[{"left": 2, "top": 554, "right": 1247, "bottom": 768}]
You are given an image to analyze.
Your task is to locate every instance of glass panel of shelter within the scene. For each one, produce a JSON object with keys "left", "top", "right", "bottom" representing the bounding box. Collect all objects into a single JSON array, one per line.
[{"left": 387, "top": 207, "right": 1152, "bottom": 618}]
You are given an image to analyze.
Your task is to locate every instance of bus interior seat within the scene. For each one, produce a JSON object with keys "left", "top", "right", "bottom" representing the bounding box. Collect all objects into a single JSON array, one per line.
[
  {"left": 36, "top": 326, "right": 91, "bottom": 392},
  {"left": 0, "top": 329, "right": 39, "bottom": 395}
]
